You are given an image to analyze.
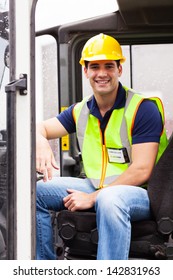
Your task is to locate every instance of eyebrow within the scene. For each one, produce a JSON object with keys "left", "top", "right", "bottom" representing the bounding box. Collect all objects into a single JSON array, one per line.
[{"left": 89, "top": 62, "right": 115, "bottom": 67}]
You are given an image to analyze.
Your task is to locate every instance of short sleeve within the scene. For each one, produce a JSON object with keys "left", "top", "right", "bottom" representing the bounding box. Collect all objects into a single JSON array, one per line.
[
  {"left": 56, "top": 104, "right": 76, "bottom": 134},
  {"left": 132, "top": 100, "right": 163, "bottom": 144}
]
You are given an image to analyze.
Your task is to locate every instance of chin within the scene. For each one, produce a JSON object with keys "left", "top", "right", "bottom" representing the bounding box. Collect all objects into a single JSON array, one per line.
[{"left": 98, "top": 91, "right": 109, "bottom": 96}]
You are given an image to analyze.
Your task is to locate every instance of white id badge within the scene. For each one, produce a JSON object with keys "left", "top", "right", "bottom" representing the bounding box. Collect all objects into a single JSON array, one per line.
[{"left": 107, "top": 148, "right": 130, "bottom": 163}]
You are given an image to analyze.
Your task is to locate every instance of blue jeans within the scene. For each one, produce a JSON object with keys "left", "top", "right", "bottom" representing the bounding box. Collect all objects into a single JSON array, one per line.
[{"left": 36, "top": 177, "right": 151, "bottom": 260}]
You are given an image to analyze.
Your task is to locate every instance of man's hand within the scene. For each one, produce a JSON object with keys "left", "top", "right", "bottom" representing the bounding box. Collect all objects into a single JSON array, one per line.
[
  {"left": 63, "top": 189, "right": 99, "bottom": 211},
  {"left": 36, "top": 118, "right": 69, "bottom": 181},
  {"left": 36, "top": 135, "right": 59, "bottom": 181}
]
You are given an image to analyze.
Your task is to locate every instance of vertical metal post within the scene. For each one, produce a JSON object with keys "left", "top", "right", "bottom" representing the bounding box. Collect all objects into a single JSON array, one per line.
[{"left": 6, "top": 0, "right": 37, "bottom": 259}]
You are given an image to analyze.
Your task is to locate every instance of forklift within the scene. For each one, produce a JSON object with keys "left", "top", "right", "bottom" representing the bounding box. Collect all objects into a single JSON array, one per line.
[{"left": 0, "top": 0, "right": 173, "bottom": 260}]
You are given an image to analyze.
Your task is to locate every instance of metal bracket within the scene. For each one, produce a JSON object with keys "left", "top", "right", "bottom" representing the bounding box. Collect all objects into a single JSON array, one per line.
[{"left": 5, "top": 74, "right": 27, "bottom": 95}]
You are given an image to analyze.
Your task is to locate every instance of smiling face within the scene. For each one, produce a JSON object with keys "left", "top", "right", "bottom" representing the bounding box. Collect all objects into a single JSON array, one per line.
[{"left": 84, "top": 60, "right": 122, "bottom": 97}]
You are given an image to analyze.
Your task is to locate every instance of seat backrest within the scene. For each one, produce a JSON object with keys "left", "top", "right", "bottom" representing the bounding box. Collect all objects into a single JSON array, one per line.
[{"left": 148, "top": 134, "right": 173, "bottom": 233}]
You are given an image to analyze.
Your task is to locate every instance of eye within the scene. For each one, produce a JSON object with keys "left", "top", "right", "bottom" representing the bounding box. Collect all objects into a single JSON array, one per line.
[
  {"left": 90, "top": 64, "right": 99, "bottom": 70},
  {"left": 105, "top": 64, "right": 114, "bottom": 69}
]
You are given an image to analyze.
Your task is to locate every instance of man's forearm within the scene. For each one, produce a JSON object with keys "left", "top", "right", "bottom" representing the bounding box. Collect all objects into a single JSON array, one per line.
[{"left": 108, "top": 164, "right": 151, "bottom": 187}]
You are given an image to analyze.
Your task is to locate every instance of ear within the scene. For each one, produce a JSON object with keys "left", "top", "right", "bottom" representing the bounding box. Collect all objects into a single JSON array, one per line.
[
  {"left": 118, "top": 64, "right": 123, "bottom": 77},
  {"left": 84, "top": 67, "right": 89, "bottom": 78}
]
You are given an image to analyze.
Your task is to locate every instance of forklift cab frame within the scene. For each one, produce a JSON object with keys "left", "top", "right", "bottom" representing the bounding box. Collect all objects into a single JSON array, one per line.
[{"left": 1, "top": 0, "right": 173, "bottom": 260}]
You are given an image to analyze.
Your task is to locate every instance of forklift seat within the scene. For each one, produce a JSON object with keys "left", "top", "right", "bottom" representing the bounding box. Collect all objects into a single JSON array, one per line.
[{"left": 57, "top": 135, "right": 173, "bottom": 260}]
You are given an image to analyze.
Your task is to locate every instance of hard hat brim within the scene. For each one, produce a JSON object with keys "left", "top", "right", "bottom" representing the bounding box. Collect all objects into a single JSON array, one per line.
[{"left": 79, "top": 55, "right": 126, "bottom": 66}]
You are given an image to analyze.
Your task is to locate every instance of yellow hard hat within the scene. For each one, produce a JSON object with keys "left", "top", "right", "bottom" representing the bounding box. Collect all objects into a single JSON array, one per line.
[{"left": 79, "top": 33, "right": 126, "bottom": 66}]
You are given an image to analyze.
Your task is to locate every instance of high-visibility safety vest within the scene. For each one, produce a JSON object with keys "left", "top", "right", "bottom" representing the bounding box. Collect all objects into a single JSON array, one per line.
[{"left": 73, "top": 88, "right": 168, "bottom": 189}]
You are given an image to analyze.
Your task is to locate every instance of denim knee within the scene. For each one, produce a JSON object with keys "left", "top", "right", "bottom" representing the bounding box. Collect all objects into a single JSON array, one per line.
[
  {"left": 96, "top": 187, "right": 121, "bottom": 211},
  {"left": 95, "top": 185, "right": 150, "bottom": 221},
  {"left": 95, "top": 186, "right": 131, "bottom": 216}
]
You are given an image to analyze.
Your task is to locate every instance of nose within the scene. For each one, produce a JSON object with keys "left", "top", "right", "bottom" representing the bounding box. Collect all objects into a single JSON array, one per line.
[{"left": 97, "top": 68, "right": 107, "bottom": 77}]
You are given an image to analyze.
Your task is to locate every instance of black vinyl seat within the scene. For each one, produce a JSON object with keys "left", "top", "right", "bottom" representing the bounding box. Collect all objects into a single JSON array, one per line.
[{"left": 57, "top": 135, "right": 173, "bottom": 260}]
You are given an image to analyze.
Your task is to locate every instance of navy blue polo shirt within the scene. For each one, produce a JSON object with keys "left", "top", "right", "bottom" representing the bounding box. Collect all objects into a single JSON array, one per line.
[{"left": 57, "top": 83, "right": 163, "bottom": 144}]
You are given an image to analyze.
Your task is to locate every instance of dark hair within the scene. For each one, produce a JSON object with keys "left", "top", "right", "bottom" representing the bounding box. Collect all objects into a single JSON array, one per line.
[{"left": 84, "top": 60, "right": 121, "bottom": 68}]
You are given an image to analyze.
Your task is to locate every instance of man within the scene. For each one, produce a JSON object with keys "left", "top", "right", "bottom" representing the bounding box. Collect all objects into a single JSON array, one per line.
[{"left": 36, "top": 33, "right": 168, "bottom": 260}]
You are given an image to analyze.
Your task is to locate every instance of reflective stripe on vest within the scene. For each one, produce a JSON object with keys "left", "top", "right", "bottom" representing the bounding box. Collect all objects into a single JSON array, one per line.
[{"left": 73, "top": 88, "right": 168, "bottom": 189}]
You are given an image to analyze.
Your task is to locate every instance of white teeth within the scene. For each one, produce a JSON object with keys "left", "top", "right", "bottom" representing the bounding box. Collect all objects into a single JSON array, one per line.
[{"left": 96, "top": 80, "right": 108, "bottom": 84}]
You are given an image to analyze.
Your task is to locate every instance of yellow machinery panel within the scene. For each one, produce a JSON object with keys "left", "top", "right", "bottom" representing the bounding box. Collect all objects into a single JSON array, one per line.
[{"left": 61, "top": 107, "right": 69, "bottom": 151}]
